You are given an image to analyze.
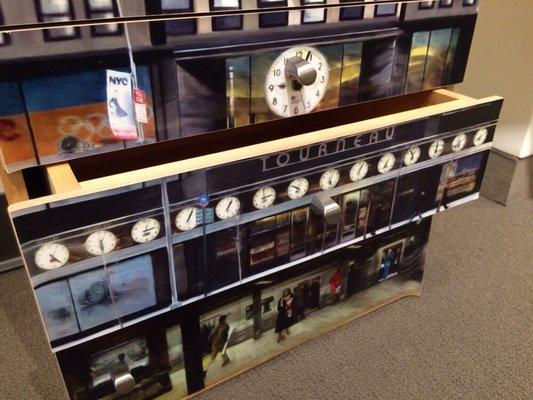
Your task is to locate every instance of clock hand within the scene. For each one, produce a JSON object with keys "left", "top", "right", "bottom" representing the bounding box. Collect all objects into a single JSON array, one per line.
[
  {"left": 277, "top": 83, "right": 286, "bottom": 89},
  {"left": 187, "top": 209, "right": 194, "bottom": 222},
  {"left": 305, "top": 51, "right": 312, "bottom": 61},
  {"left": 290, "top": 185, "right": 300, "bottom": 192},
  {"left": 226, "top": 200, "right": 233, "bottom": 212},
  {"left": 299, "top": 89, "right": 306, "bottom": 109},
  {"left": 49, "top": 254, "right": 61, "bottom": 263}
]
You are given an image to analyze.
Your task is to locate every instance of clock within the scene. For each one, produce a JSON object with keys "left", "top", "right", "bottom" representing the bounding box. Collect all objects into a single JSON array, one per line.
[
  {"left": 175, "top": 207, "right": 198, "bottom": 231},
  {"left": 452, "top": 133, "right": 467, "bottom": 152},
  {"left": 34, "top": 243, "right": 70, "bottom": 270},
  {"left": 253, "top": 186, "right": 277, "bottom": 209},
  {"left": 287, "top": 177, "right": 309, "bottom": 200},
  {"left": 84, "top": 230, "right": 117, "bottom": 256},
  {"left": 349, "top": 161, "right": 369, "bottom": 182},
  {"left": 377, "top": 153, "right": 396, "bottom": 174},
  {"left": 264, "top": 46, "right": 329, "bottom": 117},
  {"left": 403, "top": 146, "right": 421, "bottom": 166},
  {"left": 473, "top": 128, "right": 488, "bottom": 146},
  {"left": 428, "top": 139, "right": 445, "bottom": 159},
  {"left": 131, "top": 218, "right": 161, "bottom": 244},
  {"left": 215, "top": 196, "right": 241, "bottom": 220},
  {"left": 319, "top": 168, "right": 340, "bottom": 190}
]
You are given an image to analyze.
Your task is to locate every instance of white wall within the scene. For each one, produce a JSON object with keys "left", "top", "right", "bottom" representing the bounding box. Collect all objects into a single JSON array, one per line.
[{"left": 457, "top": 0, "right": 533, "bottom": 159}]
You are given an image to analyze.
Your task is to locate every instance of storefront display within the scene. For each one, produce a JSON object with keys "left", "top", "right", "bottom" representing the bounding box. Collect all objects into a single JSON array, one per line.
[
  {"left": 0, "top": 2, "right": 503, "bottom": 399},
  {"left": 0, "top": 0, "right": 479, "bottom": 171}
]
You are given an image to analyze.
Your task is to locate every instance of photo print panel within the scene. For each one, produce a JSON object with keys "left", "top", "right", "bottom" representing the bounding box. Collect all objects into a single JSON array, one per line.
[
  {"left": 436, "top": 151, "right": 489, "bottom": 208},
  {"left": 35, "top": 280, "right": 80, "bottom": 342},
  {"left": 20, "top": 66, "right": 156, "bottom": 164},
  {"left": 199, "top": 218, "right": 432, "bottom": 390},
  {"left": 68, "top": 253, "right": 165, "bottom": 331},
  {"left": 0, "top": 81, "right": 37, "bottom": 172}
]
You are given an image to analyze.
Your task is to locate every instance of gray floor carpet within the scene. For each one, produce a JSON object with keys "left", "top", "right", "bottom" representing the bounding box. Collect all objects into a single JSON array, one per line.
[{"left": 196, "top": 197, "right": 532, "bottom": 400}]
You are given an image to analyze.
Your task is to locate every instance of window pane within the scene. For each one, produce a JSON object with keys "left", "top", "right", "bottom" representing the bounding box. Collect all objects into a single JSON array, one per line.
[
  {"left": 162, "top": 0, "right": 191, "bottom": 10},
  {"left": 214, "top": 0, "right": 239, "bottom": 7},
  {"left": 40, "top": 0, "right": 71, "bottom": 14},
  {"left": 88, "top": 0, "right": 113, "bottom": 10}
]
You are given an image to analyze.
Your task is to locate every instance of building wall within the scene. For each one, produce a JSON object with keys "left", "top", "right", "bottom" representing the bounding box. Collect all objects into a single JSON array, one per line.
[{"left": 457, "top": 0, "right": 533, "bottom": 159}]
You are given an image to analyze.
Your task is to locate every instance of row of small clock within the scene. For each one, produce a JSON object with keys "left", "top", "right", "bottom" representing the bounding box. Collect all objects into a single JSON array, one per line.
[
  {"left": 32, "top": 217, "right": 162, "bottom": 271},
  {"left": 174, "top": 127, "right": 488, "bottom": 228},
  {"left": 30, "top": 128, "right": 487, "bottom": 271}
]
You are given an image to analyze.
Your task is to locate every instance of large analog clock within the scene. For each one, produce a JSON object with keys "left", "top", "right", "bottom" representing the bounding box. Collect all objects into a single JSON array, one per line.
[
  {"left": 175, "top": 207, "right": 198, "bottom": 231},
  {"left": 378, "top": 153, "right": 396, "bottom": 174},
  {"left": 215, "top": 196, "right": 241, "bottom": 220},
  {"left": 349, "top": 161, "right": 369, "bottom": 182},
  {"left": 253, "top": 186, "right": 277, "bottom": 209},
  {"left": 34, "top": 243, "right": 70, "bottom": 270},
  {"left": 287, "top": 177, "right": 309, "bottom": 200},
  {"left": 131, "top": 218, "right": 161, "bottom": 244},
  {"left": 265, "top": 46, "right": 329, "bottom": 117},
  {"left": 473, "top": 128, "right": 488, "bottom": 146},
  {"left": 403, "top": 146, "right": 421, "bottom": 166},
  {"left": 319, "top": 168, "right": 340, "bottom": 190},
  {"left": 85, "top": 230, "right": 117, "bottom": 256},
  {"left": 428, "top": 139, "right": 445, "bottom": 159},
  {"left": 452, "top": 133, "right": 468, "bottom": 152}
]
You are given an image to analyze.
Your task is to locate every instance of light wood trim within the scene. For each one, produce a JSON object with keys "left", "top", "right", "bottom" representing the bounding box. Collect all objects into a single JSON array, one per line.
[
  {"left": 46, "top": 163, "right": 81, "bottom": 195},
  {"left": 436, "top": 88, "right": 472, "bottom": 101},
  {"left": 0, "top": 167, "right": 29, "bottom": 205},
  {"left": 8, "top": 92, "right": 503, "bottom": 215}
]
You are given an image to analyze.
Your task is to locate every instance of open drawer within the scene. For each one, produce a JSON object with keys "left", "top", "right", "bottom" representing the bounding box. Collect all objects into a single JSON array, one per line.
[{"left": 2, "top": 88, "right": 502, "bottom": 350}]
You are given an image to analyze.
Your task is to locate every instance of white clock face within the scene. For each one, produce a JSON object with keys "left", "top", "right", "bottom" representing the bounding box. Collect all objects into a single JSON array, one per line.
[
  {"left": 452, "top": 133, "right": 468, "bottom": 152},
  {"left": 175, "top": 207, "right": 198, "bottom": 231},
  {"left": 85, "top": 230, "right": 117, "bottom": 256},
  {"left": 403, "top": 146, "right": 421, "bottom": 166},
  {"left": 34, "top": 243, "right": 70, "bottom": 270},
  {"left": 131, "top": 218, "right": 161, "bottom": 243},
  {"left": 473, "top": 128, "right": 488, "bottom": 146},
  {"left": 428, "top": 139, "right": 445, "bottom": 159},
  {"left": 215, "top": 196, "right": 241, "bottom": 220},
  {"left": 378, "top": 153, "right": 396, "bottom": 174},
  {"left": 319, "top": 168, "right": 340, "bottom": 190},
  {"left": 265, "top": 46, "right": 329, "bottom": 118},
  {"left": 253, "top": 186, "right": 277, "bottom": 209},
  {"left": 287, "top": 177, "right": 309, "bottom": 200},
  {"left": 349, "top": 161, "right": 369, "bottom": 182}
]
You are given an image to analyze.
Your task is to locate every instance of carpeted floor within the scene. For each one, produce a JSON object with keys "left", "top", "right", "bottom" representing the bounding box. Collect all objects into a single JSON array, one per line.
[{"left": 195, "top": 196, "right": 533, "bottom": 400}]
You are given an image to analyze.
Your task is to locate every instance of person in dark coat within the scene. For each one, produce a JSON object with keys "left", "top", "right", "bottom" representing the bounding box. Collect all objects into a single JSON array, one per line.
[
  {"left": 275, "top": 289, "right": 295, "bottom": 343},
  {"left": 292, "top": 285, "right": 305, "bottom": 321},
  {"left": 206, "top": 315, "right": 230, "bottom": 371}
]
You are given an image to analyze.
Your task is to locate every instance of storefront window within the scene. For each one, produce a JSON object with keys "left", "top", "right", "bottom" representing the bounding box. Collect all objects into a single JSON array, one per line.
[
  {"left": 36, "top": 0, "right": 80, "bottom": 41},
  {"left": 85, "top": 0, "right": 122, "bottom": 36}
]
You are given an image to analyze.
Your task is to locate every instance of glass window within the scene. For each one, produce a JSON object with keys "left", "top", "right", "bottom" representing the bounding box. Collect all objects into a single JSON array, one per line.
[
  {"left": 439, "top": 0, "right": 454, "bottom": 7},
  {"left": 375, "top": 3, "right": 397, "bottom": 17},
  {"left": 0, "top": 7, "right": 9, "bottom": 46},
  {"left": 339, "top": 0, "right": 364, "bottom": 21},
  {"left": 85, "top": 0, "right": 122, "bottom": 36},
  {"left": 419, "top": 1, "right": 435, "bottom": 9},
  {"left": 210, "top": 0, "right": 243, "bottom": 31},
  {"left": 162, "top": 0, "right": 196, "bottom": 35},
  {"left": 257, "top": 0, "right": 288, "bottom": 28},
  {"left": 36, "top": 0, "right": 80, "bottom": 41},
  {"left": 301, "top": 0, "right": 326, "bottom": 24},
  {"left": 463, "top": 0, "right": 476, "bottom": 6}
]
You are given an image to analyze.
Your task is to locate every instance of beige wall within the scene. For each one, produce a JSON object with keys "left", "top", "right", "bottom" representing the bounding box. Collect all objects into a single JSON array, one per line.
[{"left": 457, "top": 0, "right": 533, "bottom": 159}]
